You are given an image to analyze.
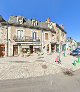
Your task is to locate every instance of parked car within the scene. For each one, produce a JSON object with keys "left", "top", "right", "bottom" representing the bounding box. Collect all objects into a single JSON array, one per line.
[
  {"left": 70, "top": 50, "right": 80, "bottom": 56},
  {"left": 75, "top": 48, "right": 80, "bottom": 51}
]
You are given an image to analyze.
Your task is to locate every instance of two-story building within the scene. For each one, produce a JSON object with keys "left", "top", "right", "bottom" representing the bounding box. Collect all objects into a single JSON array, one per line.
[
  {"left": 0, "top": 16, "right": 67, "bottom": 57},
  {"left": 0, "top": 16, "right": 56, "bottom": 57}
]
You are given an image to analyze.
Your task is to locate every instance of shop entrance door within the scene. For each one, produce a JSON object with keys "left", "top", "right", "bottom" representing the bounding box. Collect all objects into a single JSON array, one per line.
[{"left": 13, "top": 45, "right": 18, "bottom": 56}]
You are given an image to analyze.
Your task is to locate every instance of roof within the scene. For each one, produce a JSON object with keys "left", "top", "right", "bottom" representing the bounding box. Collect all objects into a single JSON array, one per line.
[
  {"left": 1, "top": 15, "right": 69, "bottom": 34},
  {"left": 1, "top": 16, "right": 55, "bottom": 33},
  {"left": 0, "top": 21, "right": 56, "bottom": 33},
  {"left": 56, "top": 23, "right": 67, "bottom": 34},
  {"left": 67, "top": 37, "right": 77, "bottom": 43},
  {"left": 0, "top": 15, "right": 6, "bottom": 22}
]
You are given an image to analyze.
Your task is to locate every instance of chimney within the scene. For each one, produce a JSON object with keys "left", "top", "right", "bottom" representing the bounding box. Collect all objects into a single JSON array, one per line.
[
  {"left": 47, "top": 18, "right": 51, "bottom": 23},
  {"left": 60, "top": 25, "right": 64, "bottom": 29}
]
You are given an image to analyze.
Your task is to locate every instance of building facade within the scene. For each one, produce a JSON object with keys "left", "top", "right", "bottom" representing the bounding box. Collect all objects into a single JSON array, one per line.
[
  {"left": 0, "top": 16, "right": 67, "bottom": 57},
  {"left": 66, "top": 37, "right": 77, "bottom": 51},
  {"left": 51, "top": 22, "right": 67, "bottom": 52},
  {"left": 0, "top": 16, "right": 56, "bottom": 57}
]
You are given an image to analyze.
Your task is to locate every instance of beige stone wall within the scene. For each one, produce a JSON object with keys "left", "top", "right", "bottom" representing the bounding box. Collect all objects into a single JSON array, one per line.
[
  {"left": 0, "top": 26, "right": 7, "bottom": 44},
  {"left": 54, "top": 27, "right": 66, "bottom": 44},
  {"left": 10, "top": 26, "right": 42, "bottom": 41},
  {"left": 42, "top": 31, "right": 52, "bottom": 53},
  {"left": 0, "top": 26, "right": 7, "bottom": 57}
]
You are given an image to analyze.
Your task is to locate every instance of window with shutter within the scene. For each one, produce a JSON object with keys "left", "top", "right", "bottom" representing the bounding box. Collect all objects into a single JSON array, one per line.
[
  {"left": 45, "top": 33, "right": 48, "bottom": 40},
  {"left": 32, "top": 32, "right": 36, "bottom": 40},
  {"left": 17, "top": 30, "right": 23, "bottom": 40}
]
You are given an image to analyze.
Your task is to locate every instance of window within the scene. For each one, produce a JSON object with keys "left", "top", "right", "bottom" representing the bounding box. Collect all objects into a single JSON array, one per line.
[
  {"left": 17, "top": 17, "right": 23, "bottom": 24},
  {"left": 17, "top": 30, "right": 23, "bottom": 40},
  {"left": 45, "top": 33, "right": 48, "bottom": 40},
  {"left": 32, "top": 32, "right": 36, "bottom": 40}
]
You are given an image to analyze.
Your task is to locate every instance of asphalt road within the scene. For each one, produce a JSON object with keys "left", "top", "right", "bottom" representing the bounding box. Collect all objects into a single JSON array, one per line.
[{"left": 0, "top": 70, "right": 80, "bottom": 92}]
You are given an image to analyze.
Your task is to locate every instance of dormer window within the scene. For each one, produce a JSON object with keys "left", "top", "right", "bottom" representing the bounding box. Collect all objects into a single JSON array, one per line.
[
  {"left": 48, "top": 22, "right": 53, "bottom": 29},
  {"left": 31, "top": 19, "right": 38, "bottom": 26},
  {"left": 17, "top": 16, "right": 23, "bottom": 24}
]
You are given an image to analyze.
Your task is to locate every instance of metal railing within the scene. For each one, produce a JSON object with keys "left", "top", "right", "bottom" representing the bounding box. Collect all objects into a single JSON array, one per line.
[{"left": 13, "top": 36, "right": 40, "bottom": 42}]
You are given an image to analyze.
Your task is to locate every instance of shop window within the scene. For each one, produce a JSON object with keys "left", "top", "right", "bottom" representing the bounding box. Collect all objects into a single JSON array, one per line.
[{"left": 22, "top": 48, "right": 27, "bottom": 53}]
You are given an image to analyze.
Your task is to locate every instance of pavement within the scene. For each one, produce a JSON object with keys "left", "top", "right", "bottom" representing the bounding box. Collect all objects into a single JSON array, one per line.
[
  {"left": 0, "top": 69, "right": 80, "bottom": 92},
  {"left": 0, "top": 52, "right": 80, "bottom": 80}
]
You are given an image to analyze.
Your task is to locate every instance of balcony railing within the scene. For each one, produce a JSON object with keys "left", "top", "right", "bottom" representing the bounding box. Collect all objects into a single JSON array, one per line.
[{"left": 13, "top": 36, "right": 40, "bottom": 42}]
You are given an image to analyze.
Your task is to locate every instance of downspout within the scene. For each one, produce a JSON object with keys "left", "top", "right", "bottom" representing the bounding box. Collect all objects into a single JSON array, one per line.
[{"left": 7, "top": 22, "right": 8, "bottom": 57}]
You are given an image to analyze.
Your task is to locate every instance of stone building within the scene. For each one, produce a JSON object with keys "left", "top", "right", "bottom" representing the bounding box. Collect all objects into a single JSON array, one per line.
[
  {"left": 0, "top": 16, "right": 67, "bottom": 57},
  {"left": 0, "top": 16, "right": 56, "bottom": 57},
  {"left": 51, "top": 22, "right": 67, "bottom": 52}
]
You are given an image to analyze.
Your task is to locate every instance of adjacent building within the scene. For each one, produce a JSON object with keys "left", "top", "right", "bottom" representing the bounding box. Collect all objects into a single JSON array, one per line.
[{"left": 66, "top": 37, "right": 77, "bottom": 51}]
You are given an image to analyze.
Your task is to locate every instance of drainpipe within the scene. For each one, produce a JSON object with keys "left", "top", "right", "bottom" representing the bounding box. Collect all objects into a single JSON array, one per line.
[
  {"left": 6, "top": 22, "right": 8, "bottom": 57},
  {"left": 41, "top": 30, "right": 44, "bottom": 53}
]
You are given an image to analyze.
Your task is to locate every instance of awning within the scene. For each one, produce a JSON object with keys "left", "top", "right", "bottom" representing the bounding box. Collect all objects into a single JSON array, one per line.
[
  {"left": 21, "top": 45, "right": 29, "bottom": 48},
  {"left": 33, "top": 46, "right": 41, "bottom": 48}
]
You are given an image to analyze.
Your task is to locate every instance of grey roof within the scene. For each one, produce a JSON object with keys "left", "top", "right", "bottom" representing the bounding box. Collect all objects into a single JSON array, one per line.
[
  {"left": 56, "top": 23, "right": 67, "bottom": 34},
  {"left": 8, "top": 16, "right": 17, "bottom": 23},
  {"left": 1, "top": 16, "right": 56, "bottom": 33},
  {"left": 8, "top": 16, "right": 27, "bottom": 24},
  {"left": 24, "top": 19, "right": 33, "bottom": 26},
  {"left": 37, "top": 22, "right": 49, "bottom": 29},
  {"left": 0, "top": 15, "right": 6, "bottom": 22},
  {"left": 8, "top": 16, "right": 50, "bottom": 29},
  {"left": 67, "top": 37, "right": 77, "bottom": 43}
]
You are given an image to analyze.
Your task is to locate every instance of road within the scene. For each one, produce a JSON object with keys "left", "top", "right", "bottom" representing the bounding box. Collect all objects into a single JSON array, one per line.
[{"left": 0, "top": 70, "right": 80, "bottom": 92}]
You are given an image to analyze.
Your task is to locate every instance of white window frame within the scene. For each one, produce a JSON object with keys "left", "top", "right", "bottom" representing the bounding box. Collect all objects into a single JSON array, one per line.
[
  {"left": 16, "top": 29, "right": 24, "bottom": 39},
  {"left": 31, "top": 30, "right": 37, "bottom": 40}
]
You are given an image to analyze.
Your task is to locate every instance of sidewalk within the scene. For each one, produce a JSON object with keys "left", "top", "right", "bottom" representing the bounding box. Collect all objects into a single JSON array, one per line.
[
  {"left": 0, "top": 53, "right": 80, "bottom": 80},
  {"left": 0, "top": 52, "right": 79, "bottom": 71},
  {"left": 42, "top": 52, "right": 80, "bottom": 71}
]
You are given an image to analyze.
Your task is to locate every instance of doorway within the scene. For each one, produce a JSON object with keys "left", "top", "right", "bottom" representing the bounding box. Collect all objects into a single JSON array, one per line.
[
  {"left": 30, "top": 45, "right": 33, "bottom": 53},
  {"left": 0, "top": 44, "right": 5, "bottom": 57},
  {"left": 13, "top": 45, "right": 18, "bottom": 56}
]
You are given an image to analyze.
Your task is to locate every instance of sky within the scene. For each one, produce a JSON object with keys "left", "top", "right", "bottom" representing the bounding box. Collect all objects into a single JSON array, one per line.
[{"left": 0, "top": 0, "right": 80, "bottom": 41}]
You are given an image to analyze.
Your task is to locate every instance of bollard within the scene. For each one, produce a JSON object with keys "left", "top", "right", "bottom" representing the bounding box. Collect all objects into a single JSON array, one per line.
[
  {"left": 55, "top": 56, "right": 60, "bottom": 64},
  {"left": 55, "top": 57, "right": 59, "bottom": 63},
  {"left": 59, "top": 58, "right": 61, "bottom": 64},
  {"left": 72, "top": 60, "right": 76, "bottom": 66},
  {"left": 78, "top": 57, "right": 80, "bottom": 63},
  {"left": 64, "top": 52, "right": 66, "bottom": 57}
]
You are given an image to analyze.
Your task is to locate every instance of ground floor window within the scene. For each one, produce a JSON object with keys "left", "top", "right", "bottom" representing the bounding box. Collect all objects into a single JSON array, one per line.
[
  {"left": 56, "top": 44, "right": 59, "bottom": 52},
  {"left": 47, "top": 44, "right": 49, "bottom": 52},
  {"left": 51, "top": 44, "right": 56, "bottom": 52},
  {"left": 22, "top": 48, "right": 29, "bottom": 53},
  {"left": 0, "top": 44, "right": 5, "bottom": 57},
  {"left": 33, "top": 48, "right": 41, "bottom": 52}
]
